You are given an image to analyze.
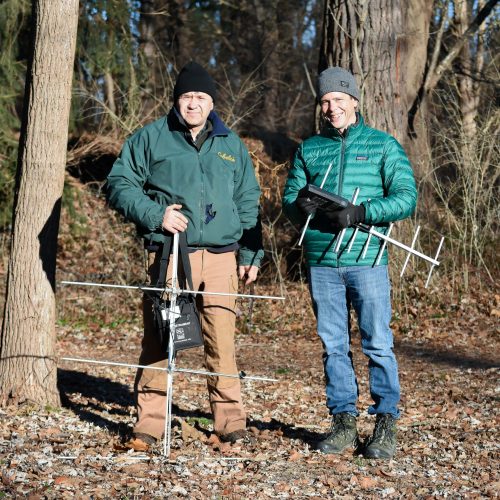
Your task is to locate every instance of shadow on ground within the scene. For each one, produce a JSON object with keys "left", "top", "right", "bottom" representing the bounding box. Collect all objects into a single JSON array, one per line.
[
  {"left": 58, "top": 336, "right": 499, "bottom": 446},
  {"left": 396, "top": 341, "right": 499, "bottom": 370},
  {"left": 58, "top": 369, "right": 215, "bottom": 438},
  {"left": 247, "top": 416, "right": 322, "bottom": 447},
  {"left": 57, "top": 369, "right": 322, "bottom": 446}
]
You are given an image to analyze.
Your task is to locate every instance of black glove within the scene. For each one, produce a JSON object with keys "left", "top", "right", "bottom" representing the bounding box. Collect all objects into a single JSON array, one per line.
[
  {"left": 296, "top": 186, "right": 320, "bottom": 215},
  {"left": 324, "top": 204, "right": 365, "bottom": 230}
]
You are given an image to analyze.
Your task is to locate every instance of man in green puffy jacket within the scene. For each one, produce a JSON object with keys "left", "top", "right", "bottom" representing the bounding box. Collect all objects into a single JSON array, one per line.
[
  {"left": 283, "top": 67, "right": 417, "bottom": 459},
  {"left": 107, "top": 62, "right": 263, "bottom": 450}
]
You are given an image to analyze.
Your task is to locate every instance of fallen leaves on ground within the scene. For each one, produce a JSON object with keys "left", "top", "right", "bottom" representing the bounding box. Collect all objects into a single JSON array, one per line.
[
  {"left": 1, "top": 280, "right": 498, "bottom": 499},
  {"left": 0, "top": 174, "right": 498, "bottom": 498}
]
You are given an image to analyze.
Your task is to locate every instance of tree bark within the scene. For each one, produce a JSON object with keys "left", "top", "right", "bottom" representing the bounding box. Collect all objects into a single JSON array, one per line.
[
  {"left": 0, "top": 0, "right": 79, "bottom": 407},
  {"left": 166, "top": 0, "right": 194, "bottom": 68},
  {"left": 138, "top": 0, "right": 169, "bottom": 117},
  {"left": 319, "top": 0, "right": 433, "bottom": 147},
  {"left": 456, "top": 0, "right": 485, "bottom": 142}
]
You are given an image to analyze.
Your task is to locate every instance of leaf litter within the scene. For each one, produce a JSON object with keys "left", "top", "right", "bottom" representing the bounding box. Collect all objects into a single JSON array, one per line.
[
  {"left": 1, "top": 281, "right": 498, "bottom": 499},
  {"left": 1, "top": 166, "right": 499, "bottom": 498}
]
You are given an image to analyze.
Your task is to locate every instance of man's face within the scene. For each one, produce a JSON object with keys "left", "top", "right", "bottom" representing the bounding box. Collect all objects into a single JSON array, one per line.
[
  {"left": 320, "top": 91, "right": 358, "bottom": 132},
  {"left": 177, "top": 91, "right": 214, "bottom": 131}
]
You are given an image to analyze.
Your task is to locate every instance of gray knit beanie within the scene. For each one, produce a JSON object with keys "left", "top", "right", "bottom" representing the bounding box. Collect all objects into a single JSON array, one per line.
[{"left": 317, "top": 67, "right": 360, "bottom": 101}]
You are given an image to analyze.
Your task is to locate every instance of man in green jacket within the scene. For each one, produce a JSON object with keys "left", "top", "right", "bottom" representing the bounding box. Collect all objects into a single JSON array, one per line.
[
  {"left": 283, "top": 67, "right": 417, "bottom": 459},
  {"left": 107, "top": 62, "right": 263, "bottom": 450}
]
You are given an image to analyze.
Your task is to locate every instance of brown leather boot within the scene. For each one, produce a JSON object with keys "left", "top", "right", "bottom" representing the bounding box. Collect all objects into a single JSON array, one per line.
[{"left": 124, "top": 433, "right": 157, "bottom": 452}]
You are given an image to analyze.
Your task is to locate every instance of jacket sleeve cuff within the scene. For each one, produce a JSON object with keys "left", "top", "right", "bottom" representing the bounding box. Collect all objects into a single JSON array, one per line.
[
  {"left": 361, "top": 200, "right": 375, "bottom": 224},
  {"left": 238, "top": 248, "right": 264, "bottom": 268},
  {"left": 149, "top": 207, "right": 166, "bottom": 231}
]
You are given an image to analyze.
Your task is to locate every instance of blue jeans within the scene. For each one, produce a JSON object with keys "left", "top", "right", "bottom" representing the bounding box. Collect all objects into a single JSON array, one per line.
[{"left": 308, "top": 265, "right": 400, "bottom": 418}]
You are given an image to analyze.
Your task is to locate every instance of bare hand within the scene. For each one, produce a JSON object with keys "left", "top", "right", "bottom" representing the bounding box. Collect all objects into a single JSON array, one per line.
[
  {"left": 162, "top": 204, "right": 188, "bottom": 233},
  {"left": 238, "top": 265, "right": 259, "bottom": 285}
]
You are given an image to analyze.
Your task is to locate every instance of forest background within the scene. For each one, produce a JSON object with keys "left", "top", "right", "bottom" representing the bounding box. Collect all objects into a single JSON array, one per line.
[
  {"left": 0, "top": 0, "right": 498, "bottom": 498},
  {"left": 1, "top": 0, "right": 498, "bottom": 286}
]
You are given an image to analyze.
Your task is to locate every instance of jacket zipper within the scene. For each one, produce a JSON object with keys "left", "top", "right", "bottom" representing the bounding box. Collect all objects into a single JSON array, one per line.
[
  {"left": 337, "top": 132, "right": 347, "bottom": 195},
  {"left": 335, "top": 130, "right": 348, "bottom": 261},
  {"left": 198, "top": 150, "right": 204, "bottom": 245}
]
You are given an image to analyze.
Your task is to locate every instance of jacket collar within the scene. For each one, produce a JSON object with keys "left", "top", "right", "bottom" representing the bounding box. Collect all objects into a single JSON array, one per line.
[
  {"left": 168, "top": 107, "right": 230, "bottom": 137},
  {"left": 321, "top": 112, "right": 365, "bottom": 140}
]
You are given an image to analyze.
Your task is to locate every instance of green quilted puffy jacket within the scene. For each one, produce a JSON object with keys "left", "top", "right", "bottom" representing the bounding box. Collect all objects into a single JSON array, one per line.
[
  {"left": 283, "top": 114, "right": 417, "bottom": 268},
  {"left": 107, "top": 109, "right": 263, "bottom": 267}
]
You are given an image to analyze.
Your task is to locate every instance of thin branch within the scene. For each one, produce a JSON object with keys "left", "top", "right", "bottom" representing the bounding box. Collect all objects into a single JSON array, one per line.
[
  {"left": 409, "top": 0, "right": 499, "bottom": 135},
  {"left": 423, "top": 2, "right": 449, "bottom": 94},
  {"left": 424, "top": 0, "right": 499, "bottom": 94},
  {"left": 303, "top": 62, "right": 316, "bottom": 99}
]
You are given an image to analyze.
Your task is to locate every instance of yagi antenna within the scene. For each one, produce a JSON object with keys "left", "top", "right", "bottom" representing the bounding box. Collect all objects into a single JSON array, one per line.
[
  {"left": 298, "top": 162, "right": 333, "bottom": 246},
  {"left": 297, "top": 186, "right": 444, "bottom": 287},
  {"left": 60, "top": 232, "right": 281, "bottom": 457}
]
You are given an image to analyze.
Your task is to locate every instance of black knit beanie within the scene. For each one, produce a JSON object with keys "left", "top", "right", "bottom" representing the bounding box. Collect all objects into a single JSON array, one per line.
[{"left": 173, "top": 62, "right": 217, "bottom": 102}]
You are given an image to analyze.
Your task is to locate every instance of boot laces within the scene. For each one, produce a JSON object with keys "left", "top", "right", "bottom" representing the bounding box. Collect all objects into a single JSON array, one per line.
[
  {"left": 372, "top": 415, "right": 394, "bottom": 442},
  {"left": 331, "top": 414, "right": 354, "bottom": 436}
]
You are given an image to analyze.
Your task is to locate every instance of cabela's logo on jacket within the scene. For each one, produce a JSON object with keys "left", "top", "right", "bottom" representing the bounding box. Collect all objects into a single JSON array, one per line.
[{"left": 218, "top": 152, "right": 236, "bottom": 162}]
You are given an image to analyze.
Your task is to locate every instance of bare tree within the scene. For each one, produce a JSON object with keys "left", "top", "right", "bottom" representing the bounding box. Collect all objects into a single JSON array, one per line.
[
  {"left": 219, "top": 0, "right": 322, "bottom": 140},
  {"left": 0, "top": 0, "right": 79, "bottom": 406},
  {"left": 420, "top": 0, "right": 498, "bottom": 100},
  {"left": 448, "top": 0, "right": 489, "bottom": 174},
  {"left": 138, "top": 0, "right": 172, "bottom": 118},
  {"left": 407, "top": 0, "right": 498, "bottom": 147}
]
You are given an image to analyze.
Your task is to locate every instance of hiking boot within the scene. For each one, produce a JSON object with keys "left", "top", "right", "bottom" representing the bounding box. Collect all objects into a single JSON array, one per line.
[
  {"left": 315, "top": 413, "right": 359, "bottom": 454},
  {"left": 364, "top": 414, "right": 397, "bottom": 459},
  {"left": 124, "top": 432, "right": 157, "bottom": 452}
]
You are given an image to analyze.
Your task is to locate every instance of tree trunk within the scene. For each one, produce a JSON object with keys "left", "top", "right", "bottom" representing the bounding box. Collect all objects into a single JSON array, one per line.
[
  {"left": 218, "top": 0, "right": 277, "bottom": 132},
  {"left": 0, "top": 0, "right": 79, "bottom": 407},
  {"left": 456, "top": 0, "right": 485, "bottom": 143},
  {"left": 167, "top": 0, "right": 194, "bottom": 67},
  {"left": 319, "top": 0, "right": 433, "bottom": 169},
  {"left": 103, "top": 71, "right": 116, "bottom": 116},
  {"left": 139, "top": 0, "right": 158, "bottom": 65},
  {"left": 138, "top": 0, "right": 169, "bottom": 117}
]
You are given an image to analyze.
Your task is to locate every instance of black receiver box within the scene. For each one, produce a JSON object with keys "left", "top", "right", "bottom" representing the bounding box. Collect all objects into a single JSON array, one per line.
[{"left": 302, "top": 184, "right": 352, "bottom": 211}]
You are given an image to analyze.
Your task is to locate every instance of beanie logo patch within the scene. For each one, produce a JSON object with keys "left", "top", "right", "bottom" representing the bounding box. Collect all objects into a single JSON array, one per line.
[
  {"left": 218, "top": 152, "right": 236, "bottom": 163},
  {"left": 340, "top": 81, "right": 349, "bottom": 88}
]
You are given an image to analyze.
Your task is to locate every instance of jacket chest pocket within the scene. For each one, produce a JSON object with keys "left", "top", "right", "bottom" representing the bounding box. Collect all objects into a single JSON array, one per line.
[
  {"left": 348, "top": 153, "right": 383, "bottom": 174},
  {"left": 341, "top": 153, "right": 384, "bottom": 200},
  {"left": 148, "top": 156, "right": 199, "bottom": 187},
  {"left": 202, "top": 152, "right": 237, "bottom": 193}
]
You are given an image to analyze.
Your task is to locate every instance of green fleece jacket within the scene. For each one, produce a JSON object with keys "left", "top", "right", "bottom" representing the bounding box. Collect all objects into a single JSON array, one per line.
[
  {"left": 283, "top": 114, "right": 417, "bottom": 267},
  {"left": 107, "top": 109, "right": 263, "bottom": 266}
]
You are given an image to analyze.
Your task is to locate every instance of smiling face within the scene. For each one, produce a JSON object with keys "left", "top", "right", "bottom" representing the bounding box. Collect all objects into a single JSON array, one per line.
[
  {"left": 320, "top": 91, "right": 358, "bottom": 133},
  {"left": 176, "top": 91, "right": 214, "bottom": 137}
]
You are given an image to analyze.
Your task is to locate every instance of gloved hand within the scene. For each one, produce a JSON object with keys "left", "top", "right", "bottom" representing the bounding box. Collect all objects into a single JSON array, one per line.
[
  {"left": 324, "top": 204, "right": 365, "bottom": 230},
  {"left": 296, "top": 186, "right": 319, "bottom": 215}
]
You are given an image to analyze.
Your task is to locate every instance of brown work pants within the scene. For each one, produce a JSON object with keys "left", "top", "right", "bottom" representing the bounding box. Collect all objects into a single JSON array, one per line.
[{"left": 133, "top": 248, "right": 246, "bottom": 439}]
